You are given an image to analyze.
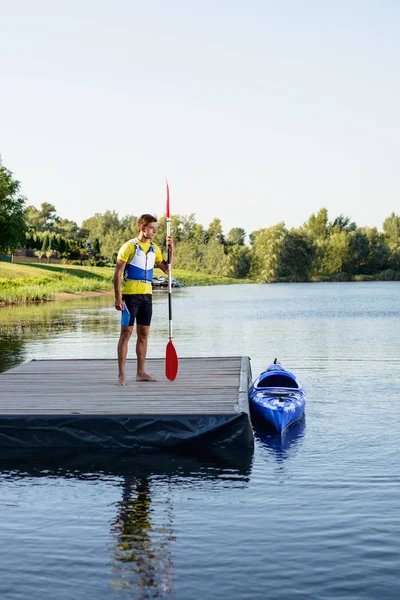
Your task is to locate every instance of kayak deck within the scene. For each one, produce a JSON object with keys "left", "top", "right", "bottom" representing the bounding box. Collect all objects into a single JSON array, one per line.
[{"left": 249, "top": 362, "right": 306, "bottom": 433}]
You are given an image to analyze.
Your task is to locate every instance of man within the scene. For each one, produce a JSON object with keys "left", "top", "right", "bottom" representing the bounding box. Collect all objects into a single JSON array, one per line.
[{"left": 114, "top": 214, "right": 174, "bottom": 385}]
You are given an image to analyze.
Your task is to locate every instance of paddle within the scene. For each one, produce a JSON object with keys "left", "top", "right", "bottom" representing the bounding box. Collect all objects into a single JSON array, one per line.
[{"left": 165, "top": 180, "right": 178, "bottom": 381}]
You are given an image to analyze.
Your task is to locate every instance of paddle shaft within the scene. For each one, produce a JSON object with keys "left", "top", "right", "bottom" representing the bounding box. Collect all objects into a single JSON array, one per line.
[
  {"left": 167, "top": 217, "right": 173, "bottom": 340},
  {"left": 165, "top": 180, "right": 178, "bottom": 381}
]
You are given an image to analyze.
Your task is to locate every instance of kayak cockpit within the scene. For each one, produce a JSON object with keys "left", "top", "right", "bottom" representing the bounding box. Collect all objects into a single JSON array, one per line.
[{"left": 257, "top": 373, "right": 299, "bottom": 389}]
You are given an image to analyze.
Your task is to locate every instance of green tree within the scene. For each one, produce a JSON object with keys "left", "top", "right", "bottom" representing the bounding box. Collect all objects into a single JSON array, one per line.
[
  {"left": 100, "top": 230, "right": 128, "bottom": 260},
  {"left": 383, "top": 213, "right": 400, "bottom": 269},
  {"left": 53, "top": 217, "right": 80, "bottom": 239},
  {"left": 359, "top": 227, "right": 390, "bottom": 273},
  {"left": 329, "top": 214, "right": 356, "bottom": 233},
  {"left": 41, "top": 233, "right": 50, "bottom": 252},
  {"left": 249, "top": 223, "right": 287, "bottom": 282},
  {"left": 383, "top": 213, "right": 400, "bottom": 251},
  {"left": 207, "top": 218, "right": 225, "bottom": 244},
  {"left": 82, "top": 210, "right": 127, "bottom": 258},
  {"left": 82, "top": 211, "right": 121, "bottom": 239},
  {"left": 58, "top": 236, "right": 67, "bottom": 254},
  {"left": 180, "top": 214, "right": 197, "bottom": 241},
  {"left": 277, "top": 230, "right": 315, "bottom": 281},
  {"left": 34, "top": 249, "right": 45, "bottom": 263},
  {"left": 154, "top": 215, "right": 167, "bottom": 249},
  {"left": 51, "top": 234, "right": 59, "bottom": 252},
  {"left": 319, "top": 230, "right": 351, "bottom": 275},
  {"left": 119, "top": 214, "right": 138, "bottom": 238},
  {"left": 227, "top": 227, "right": 246, "bottom": 246},
  {"left": 45, "top": 235, "right": 53, "bottom": 263},
  {"left": 302, "top": 208, "right": 329, "bottom": 241},
  {"left": 202, "top": 237, "right": 228, "bottom": 275},
  {"left": 192, "top": 223, "right": 207, "bottom": 244},
  {"left": 26, "top": 202, "right": 58, "bottom": 232},
  {"left": 93, "top": 237, "right": 101, "bottom": 255},
  {"left": 172, "top": 240, "right": 205, "bottom": 272},
  {"left": 25, "top": 232, "right": 36, "bottom": 250},
  {"left": 0, "top": 156, "right": 27, "bottom": 253},
  {"left": 341, "top": 230, "right": 370, "bottom": 274},
  {"left": 224, "top": 244, "right": 251, "bottom": 278}
]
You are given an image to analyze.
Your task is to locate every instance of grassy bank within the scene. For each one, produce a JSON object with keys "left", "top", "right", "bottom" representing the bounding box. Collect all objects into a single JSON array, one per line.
[
  {"left": 310, "top": 269, "right": 400, "bottom": 282},
  {"left": 0, "top": 263, "right": 113, "bottom": 304},
  {"left": 1, "top": 262, "right": 398, "bottom": 305},
  {"left": 0, "top": 263, "right": 246, "bottom": 305}
]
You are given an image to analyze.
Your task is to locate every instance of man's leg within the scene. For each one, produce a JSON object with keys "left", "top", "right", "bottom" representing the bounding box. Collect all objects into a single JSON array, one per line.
[
  {"left": 136, "top": 325, "right": 159, "bottom": 381},
  {"left": 117, "top": 326, "right": 133, "bottom": 385}
]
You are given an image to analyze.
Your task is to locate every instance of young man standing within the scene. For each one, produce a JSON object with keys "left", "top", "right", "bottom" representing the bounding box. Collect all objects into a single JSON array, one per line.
[{"left": 114, "top": 214, "right": 174, "bottom": 385}]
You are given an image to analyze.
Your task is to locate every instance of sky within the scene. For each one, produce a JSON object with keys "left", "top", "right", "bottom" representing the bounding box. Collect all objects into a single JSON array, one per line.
[{"left": 1, "top": 0, "right": 399, "bottom": 236}]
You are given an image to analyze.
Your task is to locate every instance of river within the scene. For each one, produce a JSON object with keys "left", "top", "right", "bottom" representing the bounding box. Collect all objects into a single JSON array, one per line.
[{"left": 1, "top": 282, "right": 399, "bottom": 599}]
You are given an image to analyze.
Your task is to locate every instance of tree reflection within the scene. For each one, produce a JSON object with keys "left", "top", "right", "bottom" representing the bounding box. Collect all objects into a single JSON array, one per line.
[
  {"left": 110, "top": 476, "right": 176, "bottom": 598},
  {"left": 0, "top": 337, "right": 26, "bottom": 373},
  {"left": 0, "top": 296, "right": 115, "bottom": 373}
]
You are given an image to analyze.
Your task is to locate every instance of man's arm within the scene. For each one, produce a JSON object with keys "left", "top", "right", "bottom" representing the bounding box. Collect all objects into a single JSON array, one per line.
[
  {"left": 156, "top": 236, "right": 174, "bottom": 274},
  {"left": 114, "top": 259, "right": 126, "bottom": 310}
]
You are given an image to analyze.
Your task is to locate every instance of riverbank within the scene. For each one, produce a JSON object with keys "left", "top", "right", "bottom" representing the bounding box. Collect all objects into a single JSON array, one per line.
[
  {"left": 3, "top": 262, "right": 398, "bottom": 306},
  {"left": 0, "top": 262, "right": 246, "bottom": 305}
]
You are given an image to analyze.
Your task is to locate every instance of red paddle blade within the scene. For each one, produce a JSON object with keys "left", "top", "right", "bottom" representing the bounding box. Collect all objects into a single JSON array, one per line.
[
  {"left": 166, "top": 340, "right": 178, "bottom": 381},
  {"left": 166, "top": 179, "right": 170, "bottom": 218}
]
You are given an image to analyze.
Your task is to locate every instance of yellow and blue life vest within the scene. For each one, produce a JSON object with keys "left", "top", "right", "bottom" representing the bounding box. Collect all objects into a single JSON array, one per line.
[{"left": 123, "top": 238, "right": 156, "bottom": 283}]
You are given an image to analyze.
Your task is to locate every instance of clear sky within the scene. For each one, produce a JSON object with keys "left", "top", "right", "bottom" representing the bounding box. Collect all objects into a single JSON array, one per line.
[{"left": 1, "top": 0, "right": 399, "bottom": 236}]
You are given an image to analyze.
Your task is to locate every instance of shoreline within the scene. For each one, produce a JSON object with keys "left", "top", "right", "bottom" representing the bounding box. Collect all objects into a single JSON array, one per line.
[
  {"left": 0, "top": 289, "right": 115, "bottom": 308},
  {"left": 0, "top": 263, "right": 247, "bottom": 306},
  {"left": 1, "top": 271, "right": 399, "bottom": 308},
  {"left": 53, "top": 289, "right": 114, "bottom": 302}
]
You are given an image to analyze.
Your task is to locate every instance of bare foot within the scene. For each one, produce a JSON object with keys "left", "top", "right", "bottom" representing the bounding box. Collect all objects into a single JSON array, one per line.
[
  {"left": 117, "top": 374, "right": 126, "bottom": 386},
  {"left": 136, "top": 373, "right": 159, "bottom": 382}
]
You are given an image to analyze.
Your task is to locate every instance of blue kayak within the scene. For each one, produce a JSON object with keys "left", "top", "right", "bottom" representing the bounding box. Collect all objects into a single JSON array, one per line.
[{"left": 249, "top": 359, "right": 306, "bottom": 433}]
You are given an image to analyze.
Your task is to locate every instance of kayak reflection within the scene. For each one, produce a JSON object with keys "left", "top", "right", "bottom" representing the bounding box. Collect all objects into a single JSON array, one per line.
[{"left": 253, "top": 415, "right": 306, "bottom": 462}]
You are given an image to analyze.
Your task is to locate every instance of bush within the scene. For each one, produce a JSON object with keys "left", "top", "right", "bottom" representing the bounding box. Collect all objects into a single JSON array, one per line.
[
  {"left": 71, "top": 260, "right": 81, "bottom": 265},
  {"left": 376, "top": 269, "right": 400, "bottom": 281}
]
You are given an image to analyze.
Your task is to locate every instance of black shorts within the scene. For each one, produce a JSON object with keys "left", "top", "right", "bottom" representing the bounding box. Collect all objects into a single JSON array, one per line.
[{"left": 122, "top": 294, "right": 153, "bottom": 327}]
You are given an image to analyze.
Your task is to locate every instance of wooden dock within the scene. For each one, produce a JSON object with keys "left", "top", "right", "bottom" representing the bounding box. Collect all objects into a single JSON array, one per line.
[{"left": 0, "top": 356, "right": 253, "bottom": 454}]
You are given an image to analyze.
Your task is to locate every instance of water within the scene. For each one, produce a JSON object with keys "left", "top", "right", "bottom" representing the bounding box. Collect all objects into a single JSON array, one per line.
[{"left": 0, "top": 282, "right": 399, "bottom": 599}]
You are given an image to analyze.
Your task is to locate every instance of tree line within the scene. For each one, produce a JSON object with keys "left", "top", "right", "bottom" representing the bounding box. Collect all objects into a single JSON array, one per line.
[{"left": 1, "top": 155, "right": 400, "bottom": 280}]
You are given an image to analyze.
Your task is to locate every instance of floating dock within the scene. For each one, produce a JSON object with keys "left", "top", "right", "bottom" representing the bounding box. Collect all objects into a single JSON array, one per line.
[{"left": 0, "top": 357, "right": 253, "bottom": 455}]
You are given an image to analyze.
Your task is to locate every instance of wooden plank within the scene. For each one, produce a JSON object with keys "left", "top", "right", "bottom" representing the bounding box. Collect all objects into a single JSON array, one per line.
[{"left": 0, "top": 357, "right": 251, "bottom": 417}]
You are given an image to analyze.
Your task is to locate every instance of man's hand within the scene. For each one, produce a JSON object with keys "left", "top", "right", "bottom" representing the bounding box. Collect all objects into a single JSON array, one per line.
[
  {"left": 166, "top": 236, "right": 174, "bottom": 251},
  {"left": 115, "top": 298, "right": 124, "bottom": 311}
]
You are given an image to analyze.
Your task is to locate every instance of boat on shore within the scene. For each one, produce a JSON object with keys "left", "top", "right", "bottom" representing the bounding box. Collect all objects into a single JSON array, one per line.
[
  {"left": 249, "top": 359, "right": 306, "bottom": 433},
  {"left": 152, "top": 276, "right": 183, "bottom": 289}
]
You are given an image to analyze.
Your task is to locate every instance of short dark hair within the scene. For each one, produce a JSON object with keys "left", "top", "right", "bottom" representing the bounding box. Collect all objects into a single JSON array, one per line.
[{"left": 138, "top": 214, "right": 157, "bottom": 228}]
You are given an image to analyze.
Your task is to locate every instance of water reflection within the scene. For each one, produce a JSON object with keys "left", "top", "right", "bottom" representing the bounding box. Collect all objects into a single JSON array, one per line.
[
  {"left": 0, "top": 448, "right": 252, "bottom": 598},
  {"left": 0, "top": 337, "right": 26, "bottom": 373},
  {"left": 0, "top": 448, "right": 253, "bottom": 479},
  {"left": 254, "top": 416, "right": 306, "bottom": 463},
  {"left": 111, "top": 476, "right": 176, "bottom": 597},
  {"left": 0, "top": 296, "right": 115, "bottom": 373},
  {"left": 0, "top": 296, "right": 113, "bottom": 339}
]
